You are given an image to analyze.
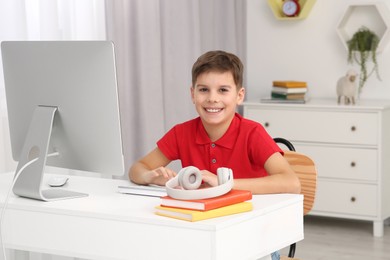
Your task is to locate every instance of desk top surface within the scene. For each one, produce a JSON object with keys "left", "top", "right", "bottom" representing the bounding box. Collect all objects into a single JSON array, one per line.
[{"left": 0, "top": 172, "right": 302, "bottom": 231}]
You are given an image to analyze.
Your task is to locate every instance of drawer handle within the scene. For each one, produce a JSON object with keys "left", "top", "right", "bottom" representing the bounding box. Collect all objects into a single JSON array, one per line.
[
  {"left": 351, "top": 126, "right": 357, "bottom": 132},
  {"left": 351, "top": 161, "right": 356, "bottom": 167},
  {"left": 264, "top": 122, "right": 270, "bottom": 128},
  {"left": 351, "top": 196, "right": 356, "bottom": 202}
]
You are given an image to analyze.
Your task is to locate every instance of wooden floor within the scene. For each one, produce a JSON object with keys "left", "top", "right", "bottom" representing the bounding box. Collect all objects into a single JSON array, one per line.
[{"left": 280, "top": 216, "right": 390, "bottom": 260}]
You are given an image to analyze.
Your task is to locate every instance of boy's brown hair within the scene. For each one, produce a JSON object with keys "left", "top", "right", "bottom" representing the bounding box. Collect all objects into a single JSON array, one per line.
[{"left": 191, "top": 50, "right": 244, "bottom": 89}]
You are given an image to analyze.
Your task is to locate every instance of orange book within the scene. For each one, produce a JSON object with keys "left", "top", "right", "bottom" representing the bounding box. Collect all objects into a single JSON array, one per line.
[
  {"left": 155, "top": 202, "right": 253, "bottom": 222},
  {"left": 272, "top": 81, "right": 307, "bottom": 88},
  {"left": 160, "top": 189, "right": 252, "bottom": 211}
]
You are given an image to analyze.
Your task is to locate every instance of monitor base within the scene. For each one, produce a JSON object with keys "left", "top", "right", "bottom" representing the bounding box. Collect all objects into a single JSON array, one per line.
[{"left": 12, "top": 106, "right": 88, "bottom": 201}]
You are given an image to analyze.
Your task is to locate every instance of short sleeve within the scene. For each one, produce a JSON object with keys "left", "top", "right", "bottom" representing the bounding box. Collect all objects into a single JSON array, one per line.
[
  {"left": 157, "top": 126, "right": 180, "bottom": 160},
  {"left": 247, "top": 124, "right": 282, "bottom": 167}
]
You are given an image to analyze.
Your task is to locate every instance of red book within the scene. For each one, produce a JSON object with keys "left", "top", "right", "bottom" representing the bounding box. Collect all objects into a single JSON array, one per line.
[{"left": 160, "top": 189, "right": 252, "bottom": 211}]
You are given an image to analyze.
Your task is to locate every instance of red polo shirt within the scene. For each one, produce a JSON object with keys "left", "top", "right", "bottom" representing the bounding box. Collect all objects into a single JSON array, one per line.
[{"left": 157, "top": 113, "right": 282, "bottom": 178}]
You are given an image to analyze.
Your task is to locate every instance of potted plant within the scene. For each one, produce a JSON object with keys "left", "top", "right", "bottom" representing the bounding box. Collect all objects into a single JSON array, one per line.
[{"left": 347, "top": 26, "right": 381, "bottom": 94}]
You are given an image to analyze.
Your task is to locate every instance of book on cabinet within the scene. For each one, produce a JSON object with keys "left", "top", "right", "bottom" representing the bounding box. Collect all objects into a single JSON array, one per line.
[
  {"left": 271, "top": 92, "right": 306, "bottom": 100},
  {"left": 272, "top": 86, "right": 307, "bottom": 94},
  {"left": 272, "top": 81, "right": 307, "bottom": 88}
]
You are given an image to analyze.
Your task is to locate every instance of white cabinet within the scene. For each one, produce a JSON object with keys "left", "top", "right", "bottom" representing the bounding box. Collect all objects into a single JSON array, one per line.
[{"left": 242, "top": 99, "right": 390, "bottom": 237}]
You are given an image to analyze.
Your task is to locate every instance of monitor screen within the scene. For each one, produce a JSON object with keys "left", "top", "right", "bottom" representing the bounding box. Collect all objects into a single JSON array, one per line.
[{"left": 1, "top": 41, "right": 124, "bottom": 201}]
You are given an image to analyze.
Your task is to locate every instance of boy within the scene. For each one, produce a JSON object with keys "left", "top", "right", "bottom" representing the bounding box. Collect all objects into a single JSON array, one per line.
[
  {"left": 129, "top": 50, "right": 300, "bottom": 195},
  {"left": 130, "top": 50, "right": 299, "bottom": 260}
]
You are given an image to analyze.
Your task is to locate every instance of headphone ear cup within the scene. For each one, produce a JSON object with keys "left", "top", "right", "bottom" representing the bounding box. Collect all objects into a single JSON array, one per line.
[
  {"left": 217, "top": 167, "right": 232, "bottom": 185},
  {"left": 178, "top": 166, "right": 202, "bottom": 190}
]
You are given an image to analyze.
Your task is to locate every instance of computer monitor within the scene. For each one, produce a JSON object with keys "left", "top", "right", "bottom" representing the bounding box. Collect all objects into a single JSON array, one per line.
[{"left": 1, "top": 41, "right": 125, "bottom": 201}]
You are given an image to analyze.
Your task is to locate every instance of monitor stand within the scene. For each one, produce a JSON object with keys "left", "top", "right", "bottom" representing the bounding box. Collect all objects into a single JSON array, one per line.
[{"left": 12, "top": 106, "right": 88, "bottom": 201}]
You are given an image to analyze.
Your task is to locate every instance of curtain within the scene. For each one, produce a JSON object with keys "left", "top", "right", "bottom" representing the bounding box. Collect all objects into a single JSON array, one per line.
[{"left": 105, "top": 0, "right": 246, "bottom": 174}]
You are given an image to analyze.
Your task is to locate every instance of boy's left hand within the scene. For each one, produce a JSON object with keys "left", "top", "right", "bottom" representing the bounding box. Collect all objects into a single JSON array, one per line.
[{"left": 200, "top": 170, "right": 219, "bottom": 187}]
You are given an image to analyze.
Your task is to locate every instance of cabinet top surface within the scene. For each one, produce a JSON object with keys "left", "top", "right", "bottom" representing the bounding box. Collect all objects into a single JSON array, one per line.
[{"left": 243, "top": 98, "right": 390, "bottom": 111}]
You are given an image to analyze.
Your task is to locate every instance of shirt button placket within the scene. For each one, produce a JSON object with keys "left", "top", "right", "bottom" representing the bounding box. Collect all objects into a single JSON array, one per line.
[{"left": 210, "top": 143, "right": 217, "bottom": 171}]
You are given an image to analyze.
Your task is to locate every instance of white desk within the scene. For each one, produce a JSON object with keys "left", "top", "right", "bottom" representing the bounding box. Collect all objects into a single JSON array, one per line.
[{"left": 0, "top": 172, "right": 303, "bottom": 260}]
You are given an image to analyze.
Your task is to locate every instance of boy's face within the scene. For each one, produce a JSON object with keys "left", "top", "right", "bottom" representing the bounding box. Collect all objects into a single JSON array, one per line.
[{"left": 191, "top": 71, "right": 245, "bottom": 131}]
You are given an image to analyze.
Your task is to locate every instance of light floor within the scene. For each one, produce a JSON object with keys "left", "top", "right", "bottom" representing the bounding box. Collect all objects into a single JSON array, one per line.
[{"left": 280, "top": 216, "right": 390, "bottom": 260}]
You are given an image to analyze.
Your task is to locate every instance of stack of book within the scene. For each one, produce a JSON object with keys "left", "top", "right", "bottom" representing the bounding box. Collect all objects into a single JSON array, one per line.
[
  {"left": 155, "top": 189, "right": 253, "bottom": 222},
  {"left": 262, "top": 81, "right": 308, "bottom": 103}
]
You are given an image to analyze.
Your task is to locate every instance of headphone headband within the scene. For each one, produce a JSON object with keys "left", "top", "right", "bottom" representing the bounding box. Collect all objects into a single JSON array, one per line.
[{"left": 165, "top": 166, "right": 233, "bottom": 200}]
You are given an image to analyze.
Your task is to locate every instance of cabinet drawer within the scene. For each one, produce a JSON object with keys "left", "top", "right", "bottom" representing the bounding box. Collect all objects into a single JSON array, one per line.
[
  {"left": 312, "top": 181, "right": 377, "bottom": 217},
  {"left": 294, "top": 145, "right": 377, "bottom": 182},
  {"left": 244, "top": 108, "right": 378, "bottom": 145}
]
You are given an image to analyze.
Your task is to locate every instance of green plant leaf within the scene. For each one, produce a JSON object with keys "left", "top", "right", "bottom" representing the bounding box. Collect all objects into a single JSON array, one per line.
[{"left": 347, "top": 26, "right": 380, "bottom": 92}]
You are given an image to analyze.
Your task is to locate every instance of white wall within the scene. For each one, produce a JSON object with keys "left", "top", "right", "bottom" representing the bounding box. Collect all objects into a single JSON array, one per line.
[{"left": 246, "top": 0, "right": 390, "bottom": 101}]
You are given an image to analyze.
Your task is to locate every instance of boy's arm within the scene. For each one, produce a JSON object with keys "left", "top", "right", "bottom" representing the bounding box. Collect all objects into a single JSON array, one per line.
[
  {"left": 232, "top": 152, "right": 301, "bottom": 194},
  {"left": 129, "top": 147, "right": 176, "bottom": 186}
]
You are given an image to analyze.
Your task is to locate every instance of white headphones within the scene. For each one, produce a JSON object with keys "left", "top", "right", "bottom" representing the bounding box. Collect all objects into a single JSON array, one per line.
[{"left": 165, "top": 166, "right": 234, "bottom": 200}]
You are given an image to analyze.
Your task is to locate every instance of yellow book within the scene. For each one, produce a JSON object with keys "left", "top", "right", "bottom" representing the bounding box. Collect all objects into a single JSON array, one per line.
[
  {"left": 155, "top": 201, "right": 253, "bottom": 222},
  {"left": 272, "top": 81, "right": 307, "bottom": 88}
]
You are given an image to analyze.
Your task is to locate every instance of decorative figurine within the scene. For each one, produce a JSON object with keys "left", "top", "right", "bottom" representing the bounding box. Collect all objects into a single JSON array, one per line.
[{"left": 337, "top": 69, "right": 358, "bottom": 105}]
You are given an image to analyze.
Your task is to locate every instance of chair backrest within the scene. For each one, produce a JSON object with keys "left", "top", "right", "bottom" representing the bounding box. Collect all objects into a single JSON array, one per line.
[{"left": 283, "top": 150, "right": 317, "bottom": 215}]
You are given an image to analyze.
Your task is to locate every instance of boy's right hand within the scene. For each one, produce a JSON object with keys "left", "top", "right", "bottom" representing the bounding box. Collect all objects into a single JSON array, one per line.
[{"left": 145, "top": 166, "right": 177, "bottom": 186}]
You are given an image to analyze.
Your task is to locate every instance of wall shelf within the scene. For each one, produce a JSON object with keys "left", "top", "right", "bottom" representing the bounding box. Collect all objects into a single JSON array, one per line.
[
  {"left": 337, "top": 3, "right": 390, "bottom": 53},
  {"left": 267, "top": 0, "right": 316, "bottom": 20}
]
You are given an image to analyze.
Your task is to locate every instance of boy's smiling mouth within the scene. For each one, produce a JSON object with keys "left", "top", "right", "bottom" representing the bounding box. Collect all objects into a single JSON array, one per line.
[{"left": 205, "top": 108, "right": 223, "bottom": 113}]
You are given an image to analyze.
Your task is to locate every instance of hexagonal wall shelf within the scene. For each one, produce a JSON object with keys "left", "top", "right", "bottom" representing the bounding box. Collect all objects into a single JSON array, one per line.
[
  {"left": 337, "top": 3, "right": 390, "bottom": 53},
  {"left": 267, "top": 0, "right": 316, "bottom": 20}
]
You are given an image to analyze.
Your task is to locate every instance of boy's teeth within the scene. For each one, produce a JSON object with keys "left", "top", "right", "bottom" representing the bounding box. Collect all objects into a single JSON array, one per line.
[{"left": 206, "top": 108, "right": 221, "bottom": 112}]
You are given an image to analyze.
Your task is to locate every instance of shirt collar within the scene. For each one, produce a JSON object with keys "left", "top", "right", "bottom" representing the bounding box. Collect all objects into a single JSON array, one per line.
[{"left": 195, "top": 113, "right": 241, "bottom": 149}]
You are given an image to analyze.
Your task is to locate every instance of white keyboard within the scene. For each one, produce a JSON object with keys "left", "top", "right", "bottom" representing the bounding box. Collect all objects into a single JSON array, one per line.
[{"left": 117, "top": 185, "right": 167, "bottom": 197}]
